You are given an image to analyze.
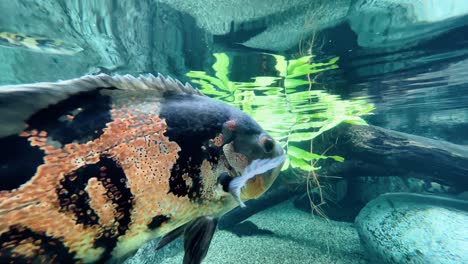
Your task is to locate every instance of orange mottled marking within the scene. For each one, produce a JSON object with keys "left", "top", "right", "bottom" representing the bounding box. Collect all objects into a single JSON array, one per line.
[
  {"left": 11, "top": 238, "right": 40, "bottom": 258},
  {"left": 0, "top": 109, "right": 179, "bottom": 262},
  {"left": 211, "top": 133, "right": 223, "bottom": 147},
  {"left": 108, "top": 110, "right": 180, "bottom": 243},
  {"left": 182, "top": 173, "right": 193, "bottom": 189},
  {"left": 19, "top": 131, "right": 30, "bottom": 137},
  {"left": 85, "top": 178, "right": 117, "bottom": 227},
  {"left": 199, "top": 160, "right": 218, "bottom": 199}
]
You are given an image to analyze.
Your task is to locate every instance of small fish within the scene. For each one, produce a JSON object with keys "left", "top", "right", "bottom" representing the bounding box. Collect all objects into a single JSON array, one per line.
[
  {"left": 0, "top": 74, "right": 284, "bottom": 263},
  {"left": 0, "top": 31, "right": 83, "bottom": 55}
]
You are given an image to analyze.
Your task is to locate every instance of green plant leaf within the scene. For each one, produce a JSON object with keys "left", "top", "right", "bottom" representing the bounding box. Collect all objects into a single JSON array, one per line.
[
  {"left": 289, "top": 64, "right": 315, "bottom": 77},
  {"left": 186, "top": 71, "right": 229, "bottom": 91},
  {"left": 287, "top": 90, "right": 320, "bottom": 101},
  {"left": 288, "top": 132, "right": 318, "bottom": 142},
  {"left": 287, "top": 55, "right": 313, "bottom": 75},
  {"left": 194, "top": 80, "right": 229, "bottom": 96},
  {"left": 343, "top": 117, "right": 368, "bottom": 125},
  {"left": 285, "top": 78, "right": 311, "bottom": 89},
  {"left": 287, "top": 64, "right": 339, "bottom": 78},
  {"left": 288, "top": 146, "right": 313, "bottom": 160},
  {"left": 307, "top": 56, "right": 339, "bottom": 68},
  {"left": 281, "top": 156, "right": 290, "bottom": 171},
  {"left": 291, "top": 121, "right": 326, "bottom": 130},
  {"left": 328, "top": 56, "right": 339, "bottom": 64},
  {"left": 328, "top": 155, "right": 345, "bottom": 162},
  {"left": 290, "top": 156, "right": 314, "bottom": 171},
  {"left": 213, "top": 53, "right": 230, "bottom": 84},
  {"left": 186, "top": 70, "right": 213, "bottom": 79},
  {"left": 238, "top": 76, "right": 279, "bottom": 88},
  {"left": 272, "top": 54, "right": 287, "bottom": 77}
]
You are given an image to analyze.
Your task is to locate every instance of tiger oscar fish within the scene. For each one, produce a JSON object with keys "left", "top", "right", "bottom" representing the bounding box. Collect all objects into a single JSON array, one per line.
[{"left": 0, "top": 74, "right": 285, "bottom": 263}]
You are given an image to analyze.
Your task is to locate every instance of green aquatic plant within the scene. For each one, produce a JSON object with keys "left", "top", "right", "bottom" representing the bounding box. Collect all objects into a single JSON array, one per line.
[{"left": 187, "top": 53, "right": 374, "bottom": 172}]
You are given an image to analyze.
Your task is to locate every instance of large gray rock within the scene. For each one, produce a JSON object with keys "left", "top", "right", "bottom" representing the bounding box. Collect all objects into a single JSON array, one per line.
[
  {"left": 348, "top": 0, "right": 468, "bottom": 48},
  {"left": 157, "top": 0, "right": 468, "bottom": 51},
  {"left": 156, "top": 0, "right": 351, "bottom": 51},
  {"left": 355, "top": 193, "right": 468, "bottom": 264},
  {"left": 241, "top": 0, "right": 350, "bottom": 51}
]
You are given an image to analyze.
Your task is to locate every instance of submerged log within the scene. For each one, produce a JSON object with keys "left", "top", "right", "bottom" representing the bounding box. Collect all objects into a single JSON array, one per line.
[{"left": 315, "top": 123, "right": 468, "bottom": 190}]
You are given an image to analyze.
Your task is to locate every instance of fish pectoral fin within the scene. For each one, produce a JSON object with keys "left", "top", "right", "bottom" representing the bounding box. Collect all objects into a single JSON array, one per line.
[
  {"left": 183, "top": 216, "right": 218, "bottom": 264},
  {"left": 155, "top": 224, "right": 186, "bottom": 250},
  {"left": 217, "top": 172, "right": 232, "bottom": 192},
  {"left": 156, "top": 216, "right": 218, "bottom": 264}
]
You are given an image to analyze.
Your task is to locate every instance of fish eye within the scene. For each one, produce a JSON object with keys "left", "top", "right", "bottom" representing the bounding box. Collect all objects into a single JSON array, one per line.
[{"left": 260, "top": 136, "right": 275, "bottom": 153}]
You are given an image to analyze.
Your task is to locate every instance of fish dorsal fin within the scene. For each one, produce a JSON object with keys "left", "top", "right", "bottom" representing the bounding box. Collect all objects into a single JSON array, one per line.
[
  {"left": 0, "top": 73, "right": 201, "bottom": 137},
  {"left": 99, "top": 73, "right": 202, "bottom": 95}
]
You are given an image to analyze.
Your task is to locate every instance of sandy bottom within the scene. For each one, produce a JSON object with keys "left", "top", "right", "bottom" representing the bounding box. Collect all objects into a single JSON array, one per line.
[{"left": 125, "top": 201, "right": 368, "bottom": 264}]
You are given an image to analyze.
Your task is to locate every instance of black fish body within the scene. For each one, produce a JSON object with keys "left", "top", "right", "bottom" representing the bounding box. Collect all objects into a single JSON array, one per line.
[{"left": 0, "top": 74, "right": 284, "bottom": 263}]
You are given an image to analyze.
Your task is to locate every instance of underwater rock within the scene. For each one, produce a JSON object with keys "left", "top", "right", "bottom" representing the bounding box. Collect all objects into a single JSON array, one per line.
[
  {"left": 348, "top": 0, "right": 468, "bottom": 49},
  {"left": 240, "top": 0, "right": 351, "bottom": 51},
  {"left": 355, "top": 193, "right": 468, "bottom": 264},
  {"left": 156, "top": 0, "right": 468, "bottom": 51},
  {"left": 157, "top": 0, "right": 310, "bottom": 35},
  {"left": 157, "top": 0, "right": 351, "bottom": 51}
]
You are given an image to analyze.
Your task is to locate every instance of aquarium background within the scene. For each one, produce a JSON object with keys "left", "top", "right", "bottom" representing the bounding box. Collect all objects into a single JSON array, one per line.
[{"left": 1, "top": 1, "right": 467, "bottom": 263}]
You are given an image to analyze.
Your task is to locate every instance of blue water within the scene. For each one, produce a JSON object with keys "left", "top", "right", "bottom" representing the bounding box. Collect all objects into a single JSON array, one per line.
[{"left": 0, "top": 1, "right": 467, "bottom": 264}]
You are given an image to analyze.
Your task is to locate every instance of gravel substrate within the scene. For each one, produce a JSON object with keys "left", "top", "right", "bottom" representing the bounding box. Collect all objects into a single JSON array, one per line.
[{"left": 126, "top": 201, "right": 368, "bottom": 264}]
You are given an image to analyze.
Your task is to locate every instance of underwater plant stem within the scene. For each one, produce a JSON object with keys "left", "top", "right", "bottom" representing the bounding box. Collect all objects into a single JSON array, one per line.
[{"left": 302, "top": 33, "right": 328, "bottom": 219}]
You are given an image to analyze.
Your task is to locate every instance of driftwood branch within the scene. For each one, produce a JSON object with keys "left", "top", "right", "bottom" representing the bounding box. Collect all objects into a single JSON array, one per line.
[{"left": 314, "top": 123, "right": 468, "bottom": 189}]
